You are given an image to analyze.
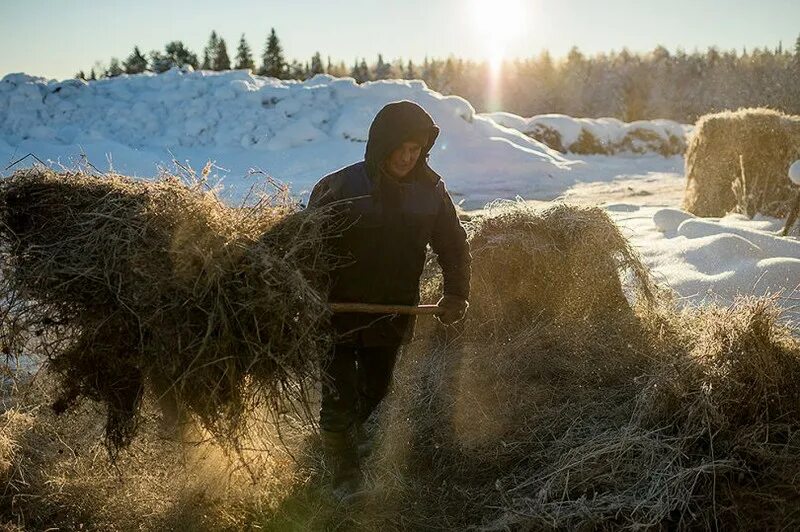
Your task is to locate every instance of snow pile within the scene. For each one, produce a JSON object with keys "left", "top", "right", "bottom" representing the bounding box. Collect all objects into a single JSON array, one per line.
[
  {"left": 608, "top": 204, "right": 800, "bottom": 319},
  {"left": 483, "top": 112, "right": 691, "bottom": 156},
  {"left": 0, "top": 70, "right": 571, "bottom": 204}
]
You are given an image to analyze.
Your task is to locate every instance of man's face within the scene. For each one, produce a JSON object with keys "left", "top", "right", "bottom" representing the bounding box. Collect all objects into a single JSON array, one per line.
[{"left": 385, "top": 140, "right": 424, "bottom": 178}]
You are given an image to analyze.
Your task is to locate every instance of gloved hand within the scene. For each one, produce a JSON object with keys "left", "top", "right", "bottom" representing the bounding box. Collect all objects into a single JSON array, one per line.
[{"left": 436, "top": 295, "right": 468, "bottom": 325}]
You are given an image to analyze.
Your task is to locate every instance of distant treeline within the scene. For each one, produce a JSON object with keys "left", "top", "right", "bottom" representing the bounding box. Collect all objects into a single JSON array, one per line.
[{"left": 77, "top": 29, "right": 800, "bottom": 123}]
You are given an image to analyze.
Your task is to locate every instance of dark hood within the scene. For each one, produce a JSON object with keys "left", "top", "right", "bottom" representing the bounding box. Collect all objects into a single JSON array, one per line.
[{"left": 364, "top": 101, "right": 440, "bottom": 181}]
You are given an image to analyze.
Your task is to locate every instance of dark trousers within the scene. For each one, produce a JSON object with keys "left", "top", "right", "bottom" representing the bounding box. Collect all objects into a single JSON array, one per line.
[{"left": 319, "top": 343, "right": 401, "bottom": 433}]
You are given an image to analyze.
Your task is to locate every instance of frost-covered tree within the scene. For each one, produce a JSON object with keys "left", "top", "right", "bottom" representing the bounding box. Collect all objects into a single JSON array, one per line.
[
  {"left": 212, "top": 38, "right": 231, "bottom": 70},
  {"left": 261, "top": 28, "right": 286, "bottom": 78},
  {"left": 326, "top": 59, "right": 347, "bottom": 77},
  {"left": 234, "top": 34, "right": 255, "bottom": 70},
  {"left": 201, "top": 31, "right": 219, "bottom": 70},
  {"left": 422, "top": 57, "right": 440, "bottom": 88},
  {"left": 123, "top": 46, "right": 148, "bottom": 74}
]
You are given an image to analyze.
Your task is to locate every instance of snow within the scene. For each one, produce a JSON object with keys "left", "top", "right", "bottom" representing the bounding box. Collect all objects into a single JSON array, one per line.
[
  {"left": 611, "top": 206, "right": 800, "bottom": 322},
  {"left": 482, "top": 111, "right": 692, "bottom": 154},
  {"left": 0, "top": 70, "right": 572, "bottom": 206},
  {"left": 789, "top": 160, "right": 800, "bottom": 185},
  {"left": 0, "top": 69, "right": 797, "bottom": 320}
]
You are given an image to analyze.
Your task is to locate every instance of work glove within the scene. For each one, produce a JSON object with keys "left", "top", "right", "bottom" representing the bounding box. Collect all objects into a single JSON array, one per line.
[{"left": 436, "top": 295, "right": 468, "bottom": 325}]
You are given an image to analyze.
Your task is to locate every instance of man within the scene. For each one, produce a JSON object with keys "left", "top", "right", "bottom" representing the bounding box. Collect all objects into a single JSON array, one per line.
[{"left": 307, "top": 100, "right": 471, "bottom": 500}]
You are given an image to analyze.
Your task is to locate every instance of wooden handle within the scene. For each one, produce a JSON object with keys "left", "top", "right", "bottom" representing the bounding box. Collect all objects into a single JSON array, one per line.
[{"left": 330, "top": 302, "right": 443, "bottom": 315}]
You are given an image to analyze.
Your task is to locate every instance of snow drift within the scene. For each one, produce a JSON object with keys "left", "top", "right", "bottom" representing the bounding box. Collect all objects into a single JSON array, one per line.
[
  {"left": 0, "top": 70, "right": 571, "bottom": 205},
  {"left": 484, "top": 111, "right": 690, "bottom": 156}
]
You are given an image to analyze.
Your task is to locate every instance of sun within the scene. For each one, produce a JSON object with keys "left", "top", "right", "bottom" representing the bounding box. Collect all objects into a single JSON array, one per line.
[{"left": 470, "top": 0, "right": 526, "bottom": 67}]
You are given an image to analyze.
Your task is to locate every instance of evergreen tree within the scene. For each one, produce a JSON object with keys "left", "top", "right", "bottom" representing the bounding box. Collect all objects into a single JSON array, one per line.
[
  {"left": 310, "top": 52, "right": 324, "bottom": 75},
  {"left": 201, "top": 31, "right": 219, "bottom": 70},
  {"left": 375, "top": 54, "right": 391, "bottom": 79},
  {"left": 123, "top": 46, "right": 148, "bottom": 74},
  {"left": 287, "top": 60, "right": 306, "bottom": 79},
  {"left": 165, "top": 41, "right": 199, "bottom": 69},
  {"left": 106, "top": 58, "right": 123, "bottom": 77},
  {"left": 148, "top": 51, "right": 172, "bottom": 73},
  {"left": 89, "top": 68, "right": 97, "bottom": 81},
  {"left": 795, "top": 34, "right": 800, "bottom": 62},
  {"left": 75, "top": 70, "right": 86, "bottom": 80},
  {"left": 212, "top": 38, "right": 231, "bottom": 70},
  {"left": 441, "top": 58, "right": 457, "bottom": 91},
  {"left": 234, "top": 34, "right": 255, "bottom": 70},
  {"left": 406, "top": 59, "right": 417, "bottom": 79},
  {"left": 261, "top": 28, "right": 286, "bottom": 78}
]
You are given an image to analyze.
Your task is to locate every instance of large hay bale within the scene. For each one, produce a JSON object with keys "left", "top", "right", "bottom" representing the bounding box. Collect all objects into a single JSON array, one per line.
[
  {"left": 364, "top": 202, "right": 800, "bottom": 530},
  {"left": 684, "top": 108, "right": 800, "bottom": 217},
  {"left": 0, "top": 168, "right": 335, "bottom": 452}
]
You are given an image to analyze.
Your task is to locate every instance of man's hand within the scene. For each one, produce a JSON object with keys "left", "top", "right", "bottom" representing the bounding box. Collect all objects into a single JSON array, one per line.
[{"left": 436, "top": 295, "right": 468, "bottom": 325}]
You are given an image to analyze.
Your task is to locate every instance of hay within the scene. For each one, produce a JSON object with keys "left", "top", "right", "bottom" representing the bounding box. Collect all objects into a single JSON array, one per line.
[
  {"left": 362, "top": 202, "right": 800, "bottom": 530},
  {"left": 527, "top": 123, "right": 566, "bottom": 153},
  {"left": 618, "top": 127, "right": 685, "bottom": 156},
  {"left": 568, "top": 128, "right": 609, "bottom": 154},
  {"left": 684, "top": 107, "right": 800, "bottom": 217},
  {"left": 3, "top": 200, "right": 800, "bottom": 529},
  {"left": 0, "top": 167, "right": 336, "bottom": 453}
]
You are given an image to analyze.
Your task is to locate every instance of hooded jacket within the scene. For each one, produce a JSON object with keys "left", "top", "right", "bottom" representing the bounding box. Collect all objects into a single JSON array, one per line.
[{"left": 308, "top": 100, "right": 471, "bottom": 346}]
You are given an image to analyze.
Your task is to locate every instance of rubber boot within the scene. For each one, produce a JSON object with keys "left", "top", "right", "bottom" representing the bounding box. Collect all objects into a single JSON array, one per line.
[{"left": 321, "top": 428, "right": 363, "bottom": 503}]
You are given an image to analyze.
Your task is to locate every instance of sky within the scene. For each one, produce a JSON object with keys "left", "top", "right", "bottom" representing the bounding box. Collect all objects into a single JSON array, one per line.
[{"left": 1, "top": 0, "right": 798, "bottom": 80}]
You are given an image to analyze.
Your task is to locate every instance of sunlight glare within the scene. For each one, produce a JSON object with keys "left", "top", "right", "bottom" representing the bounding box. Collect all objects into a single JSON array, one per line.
[
  {"left": 470, "top": 0, "right": 526, "bottom": 63},
  {"left": 471, "top": 0, "right": 527, "bottom": 111}
]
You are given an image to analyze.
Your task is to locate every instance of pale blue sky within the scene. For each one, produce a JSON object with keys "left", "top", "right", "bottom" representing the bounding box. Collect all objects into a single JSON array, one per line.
[{"left": 1, "top": 0, "right": 797, "bottom": 80}]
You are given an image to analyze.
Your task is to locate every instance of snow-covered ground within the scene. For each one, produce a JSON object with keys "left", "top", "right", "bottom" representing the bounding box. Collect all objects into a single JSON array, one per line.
[
  {"left": 483, "top": 111, "right": 690, "bottom": 156},
  {"left": 615, "top": 206, "right": 799, "bottom": 323},
  {"left": 1, "top": 69, "right": 797, "bottom": 319}
]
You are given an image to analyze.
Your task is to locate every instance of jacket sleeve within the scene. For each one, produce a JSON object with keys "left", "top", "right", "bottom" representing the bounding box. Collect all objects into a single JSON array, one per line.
[
  {"left": 430, "top": 181, "right": 471, "bottom": 300},
  {"left": 307, "top": 175, "right": 338, "bottom": 209}
]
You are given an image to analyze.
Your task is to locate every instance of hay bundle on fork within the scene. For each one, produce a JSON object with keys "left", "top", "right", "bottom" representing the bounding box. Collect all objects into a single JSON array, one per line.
[
  {"left": 0, "top": 167, "right": 336, "bottom": 453},
  {"left": 683, "top": 107, "right": 800, "bottom": 217}
]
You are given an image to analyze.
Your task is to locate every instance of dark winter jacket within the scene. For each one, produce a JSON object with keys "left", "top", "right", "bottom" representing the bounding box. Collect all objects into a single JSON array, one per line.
[{"left": 308, "top": 101, "right": 471, "bottom": 346}]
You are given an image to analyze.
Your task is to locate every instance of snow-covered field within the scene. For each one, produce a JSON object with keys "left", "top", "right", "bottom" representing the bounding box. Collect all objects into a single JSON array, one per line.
[{"left": 1, "top": 69, "right": 797, "bottom": 319}]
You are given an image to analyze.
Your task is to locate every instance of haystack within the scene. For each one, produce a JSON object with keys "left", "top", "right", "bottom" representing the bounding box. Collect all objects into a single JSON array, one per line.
[
  {"left": 684, "top": 107, "right": 800, "bottom": 217},
  {"left": 0, "top": 168, "right": 337, "bottom": 452},
  {"left": 364, "top": 202, "right": 800, "bottom": 530}
]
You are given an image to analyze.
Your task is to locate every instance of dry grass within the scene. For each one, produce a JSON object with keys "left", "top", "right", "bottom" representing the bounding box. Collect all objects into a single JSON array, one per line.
[
  {"left": 0, "top": 167, "right": 338, "bottom": 454},
  {"left": 1, "top": 198, "right": 799, "bottom": 530},
  {"left": 0, "top": 369, "right": 314, "bottom": 531},
  {"left": 684, "top": 107, "right": 800, "bottom": 217},
  {"left": 358, "top": 202, "right": 800, "bottom": 530}
]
